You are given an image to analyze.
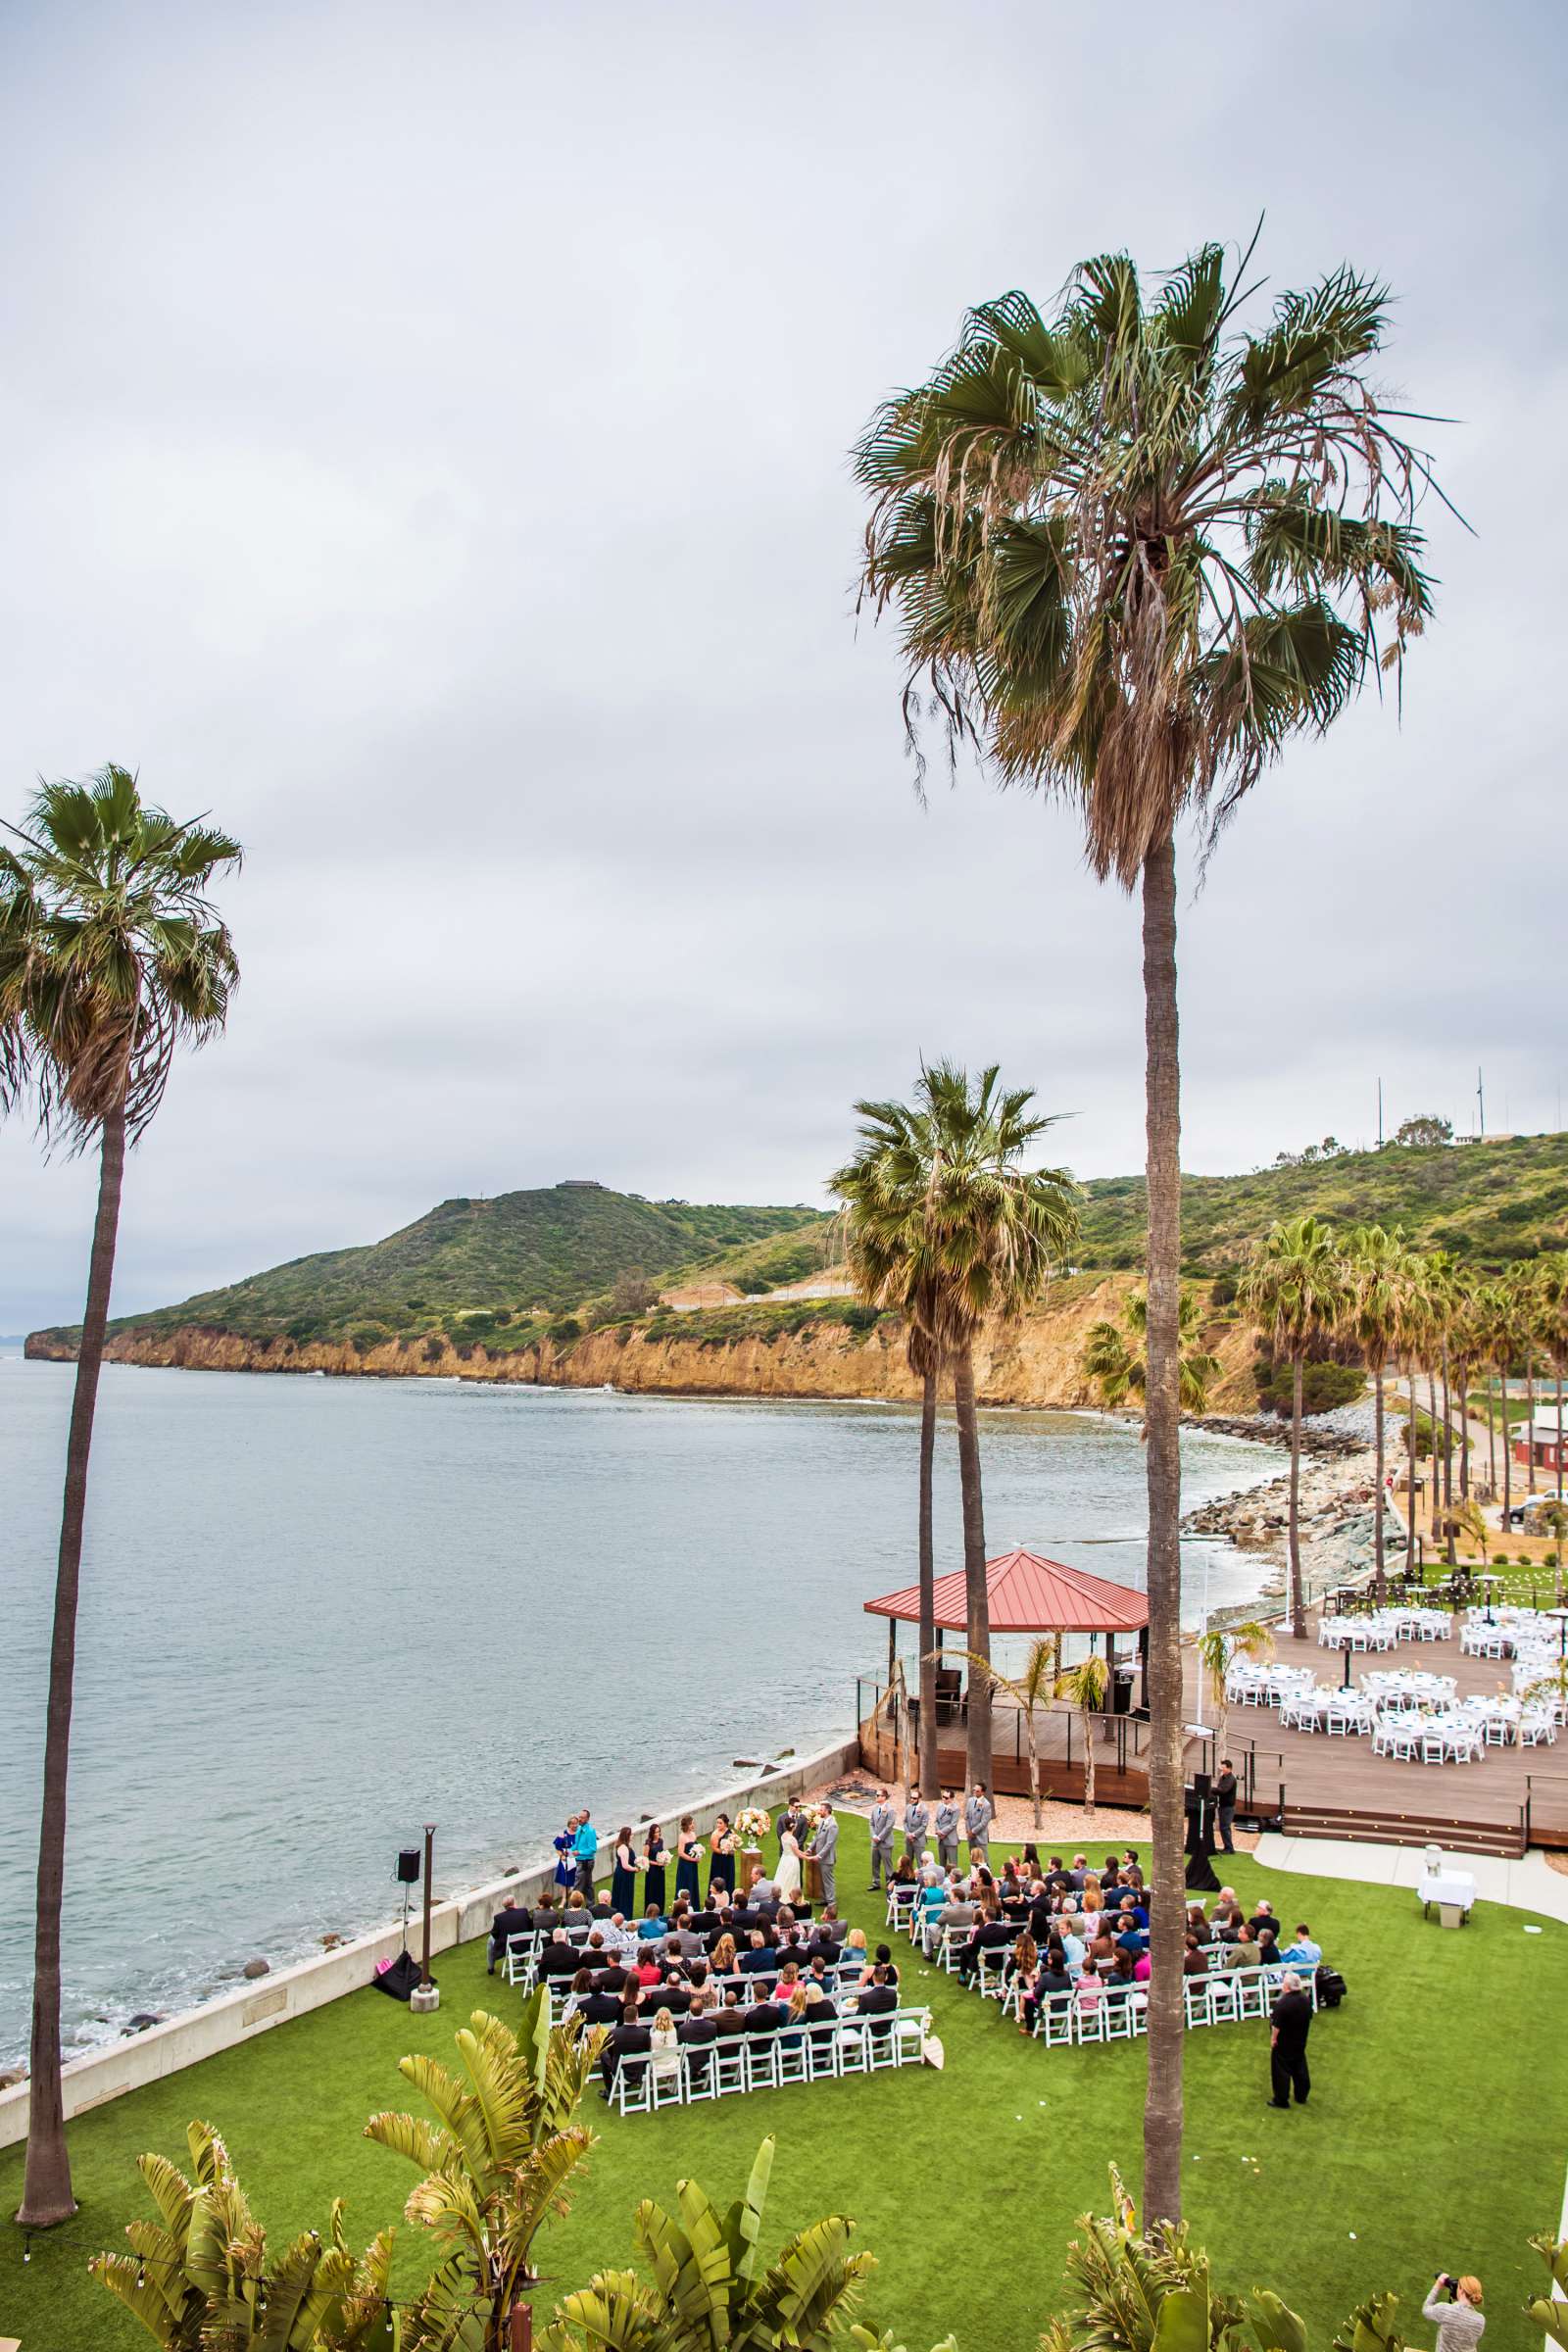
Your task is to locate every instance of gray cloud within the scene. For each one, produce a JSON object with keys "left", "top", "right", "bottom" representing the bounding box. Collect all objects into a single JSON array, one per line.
[{"left": 2, "top": 0, "right": 1564, "bottom": 1330}]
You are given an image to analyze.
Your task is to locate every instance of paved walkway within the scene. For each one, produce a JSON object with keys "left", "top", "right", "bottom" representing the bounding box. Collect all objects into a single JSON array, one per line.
[{"left": 1254, "top": 1830, "right": 1568, "bottom": 1920}]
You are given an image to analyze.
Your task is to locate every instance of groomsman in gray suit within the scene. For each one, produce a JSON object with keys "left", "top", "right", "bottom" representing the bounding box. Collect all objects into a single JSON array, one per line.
[
  {"left": 965, "top": 1782, "right": 994, "bottom": 1868},
  {"left": 903, "top": 1788, "right": 930, "bottom": 1864},
  {"left": 868, "top": 1790, "right": 896, "bottom": 1889},
  {"left": 812, "top": 1802, "right": 838, "bottom": 1907},
  {"left": 933, "top": 1791, "right": 960, "bottom": 1871}
]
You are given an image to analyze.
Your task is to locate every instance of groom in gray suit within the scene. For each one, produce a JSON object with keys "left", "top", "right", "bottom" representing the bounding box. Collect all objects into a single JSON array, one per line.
[{"left": 812, "top": 1802, "right": 838, "bottom": 1907}]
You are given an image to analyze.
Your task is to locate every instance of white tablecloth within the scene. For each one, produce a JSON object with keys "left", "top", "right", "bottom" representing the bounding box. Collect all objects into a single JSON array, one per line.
[{"left": 1416, "top": 1870, "right": 1476, "bottom": 1911}]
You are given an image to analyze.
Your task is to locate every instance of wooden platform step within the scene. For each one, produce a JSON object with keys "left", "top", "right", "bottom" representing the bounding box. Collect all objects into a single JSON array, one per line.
[{"left": 1281, "top": 1802, "right": 1526, "bottom": 1861}]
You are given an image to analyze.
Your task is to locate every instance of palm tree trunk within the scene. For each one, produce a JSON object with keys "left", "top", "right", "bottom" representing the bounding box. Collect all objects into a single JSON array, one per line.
[
  {"left": 1457, "top": 1357, "right": 1471, "bottom": 1502},
  {"left": 1499, "top": 1354, "right": 1513, "bottom": 1526},
  {"left": 952, "top": 1348, "right": 992, "bottom": 1790},
  {"left": 1485, "top": 1370, "right": 1496, "bottom": 1494},
  {"left": 1025, "top": 1716, "right": 1041, "bottom": 1831},
  {"left": 1427, "top": 1371, "right": 1442, "bottom": 1545},
  {"left": 1372, "top": 1365, "right": 1387, "bottom": 1599},
  {"left": 1287, "top": 1354, "right": 1306, "bottom": 1637},
  {"left": 1525, "top": 1347, "right": 1539, "bottom": 1495},
  {"left": 19, "top": 1100, "right": 126, "bottom": 2227},
  {"left": 1081, "top": 1707, "right": 1096, "bottom": 1818},
  {"left": 1443, "top": 1345, "right": 1456, "bottom": 1567},
  {"left": 1139, "top": 833, "right": 1185, "bottom": 2230},
  {"left": 917, "top": 1366, "right": 940, "bottom": 1801}
]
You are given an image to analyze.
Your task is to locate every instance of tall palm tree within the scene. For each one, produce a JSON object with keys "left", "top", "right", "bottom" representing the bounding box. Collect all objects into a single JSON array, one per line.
[
  {"left": 946, "top": 1637, "right": 1058, "bottom": 1828},
  {"left": 1474, "top": 1279, "right": 1519, "bottom": 1530},
  {"left": 853, "top": 237, "right": 1440, "bottom": 2224},
  {"left": 1238, "top": 1216, "right": 1349, "bottom": 1637},
  {"left": 1536, "top": 1251, "right": 1568, "bottom": 1509},
  {"left": 1341, "top": 1226, "right": 1415, "bottom": 1600},
  {"left": 1081, "top": 1287, "right": 1222, "bottom": 1416},
  {"left": 834, "top": 1066, "right": 1078, "bottom": 1790},
  {"left": 1054, "top": 1653, "right": 1110, "bottom": 1818},
  {"left": 833, "top": 1102, "right": 947, "bottom": 1799},
  {"left": 0, "top": 766, "right": 240, "bottom": 2228}
]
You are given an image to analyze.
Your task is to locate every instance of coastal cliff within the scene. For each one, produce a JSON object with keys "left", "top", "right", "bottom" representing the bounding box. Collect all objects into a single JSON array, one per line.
[{"left": 24, "top": 1275, "right": 1261, "bottom": 1411}]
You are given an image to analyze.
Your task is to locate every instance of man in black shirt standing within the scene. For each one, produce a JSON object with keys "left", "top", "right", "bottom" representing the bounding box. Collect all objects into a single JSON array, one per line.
[
  {"left": 1215, "top": 1759, "right": 1239, "bottom": 1853},
  {"left": 1267, "top": 1970, "right": 1312, "bottom": 2109}
]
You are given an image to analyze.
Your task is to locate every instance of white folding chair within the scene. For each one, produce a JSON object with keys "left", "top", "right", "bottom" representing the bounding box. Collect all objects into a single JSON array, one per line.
[
  {"left": 1420, "top": 1731, "right": 1447, "bottom": 1765},
  {"left": 775, "top": 2034, "right": 808, "bottom": 2084},
  {"left": 612, "top": 2062, "right": 652, "bottom": 2117},
  {"left": 1073, "top": 1998, "right": 1106, "bottom": 2044},
  {"left": 651, "top": 2064, "right": 683, "bottom": 2111},
  {"left": 1040, "top": 1995, "right": 1074, "bottom": 2046},
  {"left": 806, "top": 2024, "right": 839, "bottom": 2080},
  {"left": 711, "top": 2043, "right": 747, "bottom": 2097},
  {"left": 1206, "top": 1976, "right": 1239, "bottom": 2024},
  {"left": 744, "top": 2034, "right": 781, "bottom": 2092},
  {"left": 682, "top": 2050, "right": 717, "bottom": 2103},
  {"left": 866, "top": 2017, "right": 900, "bottom": 2070},
  {"left": 894, "top": 2011, "right": 926, "bottom": 2067},
  {"left": 1101, "top": 1993, "right": 1134, "bottom": 2040},
  {"left": 837, "top": 2022, "right": 869, "bottom": 2074}
]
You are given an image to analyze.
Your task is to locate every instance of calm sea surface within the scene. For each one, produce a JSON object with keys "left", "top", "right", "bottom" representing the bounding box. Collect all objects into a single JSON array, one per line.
[{"left": 0, "top": 1348, "right": 1276, "bottom": 2060}]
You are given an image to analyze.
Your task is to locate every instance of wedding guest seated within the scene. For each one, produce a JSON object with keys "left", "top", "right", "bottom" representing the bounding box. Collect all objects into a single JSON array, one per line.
[
  {"left": 851, "top": 1963, "right": 899, "bottom": 2038},
  {"left": 1183, "top": 1933, "right": 1210, "bottom": 1978},
  {"left": 1186, "top": 1904, "right": 1213, "bottom": 1945},
  {"left": 1213, "top": 1900, "right": 1246, "bottom": 1943},
  {"left": 841, "top": 1928, "right": 870, "bottom": 1973},
  {"left": 487, "top": 1895, "right": 534, "bottom": 1973},
  {"left": 564, "top": 1890, "right": 594, "bottom": 1933},
  {"left": 738, "top": 1930, "right": 777, "bottom": 1976},
  {"left": 1080, "top": 1877, "right": 1103, "bottom": 1916},
  {"left": 712, "top": 1990, "right": 748, "bottom": 2037},
  {"left": 1281, "top": 1922, "right": 1322, "bottom": 1968},
  {"left": 633, "top": 1950, "right": 662, "bottom": 1989},
  {"left": 892, "top": 1855, "right": 917, "bottom": 1887},
  {"left": 743, "top": 1993, "right": 787, "bottom": 2034},
  {"left": 1247, "top": 1899, "right": 1278, "bottom": 1942},
  {"left": 1074, "top": 1966, "right": 1103, "bottom": 2018},
  {"left": 1004, "top": 1931, "right": 1038, "bottom": 1986},
  {"left": 1132, "top": 1947, "right": 1152, "bottom": 1983},
  {"left": 710, "top": 1933, "right": 738, "bottom": 1977},
  {"left": 1039, "top": 1943, "right": 1073, "bottom": 1993},
  {"left": 807, "top": 1952, "right": 833, "bottom": 1992},
  {"left": 600, "top": 1997, "right": 651, "bottom": 2093},
  {"left": 1103, "top": 1950, "right": 1138, "bottom": 2002},
  {"left": 539, "top": 1931, "right": 580, "bottom": 1980},
  {"left": 1057, "top": 1921, "right": 1087, "bottom": 1971},
  {"left": 779, "top": 1985, "right": 812, "bottom": 2048},
  {"left": 648, "top": 2007, "right": 680, "bottom": 2084},
  {"left": 637, "top": 1904, "right": 667, "bottom": 1941},
  {"left": 746, "top": 1865, "right": 779, "bottom": 1906},
  {"left": 1045, "top": 1855, "right": 1073, "bottom": 1893},
  {"left": 593, "top": 1955, "right": 631, "bottom": 1996},
  {"left": 1224, "top": 1924, "right": 1258, "bottom": 1969},
  {"left": 937, "top": 1886, "right": 979, "bottom": 1936},
  {"left": 1121, "top": 1849, "right": 1145, "bottom": 1888},
  {"left": 1086, "top": 1927, "right": 1118, "bottom": 1974},
  {"left": 575, "top": 1967, "right": 622, "bottom": 2027},
  {"left": 667, "top": 1910, "right": 705, "bottom": 1965},
  {"left": 958, "top": 1907, "right": 1012, "bottom": 1984},
  {"left": 805, "top": 1983, "right": 837, "bottom": 2028},
  {"left": 814, "top": 1903, "right": 847, "bottom": 1945},
  {"left": 1254, "top": 1927, "right": 1280, "bottom": 1969},
  {"left": 650, "top": 1979, "right": 691, "bottom": 2018},
  {"left": 774, "top": 1959, "right": 804, "bottom": 2001},
  {"left": 678, "top": 1988, "right": 718, "bottom": 2082},
  {"left": 873, "top": 1941, "right": 901, "bottom": 1988}
]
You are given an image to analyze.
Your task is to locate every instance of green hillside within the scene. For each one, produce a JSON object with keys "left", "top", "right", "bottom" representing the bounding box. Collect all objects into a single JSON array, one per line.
[
  {"left": 1078, "top": 1132, "right": 1568, "bottom": 1272},
  {"left": 58, "top": 1186, "right": 830, "bottom": 1351}
]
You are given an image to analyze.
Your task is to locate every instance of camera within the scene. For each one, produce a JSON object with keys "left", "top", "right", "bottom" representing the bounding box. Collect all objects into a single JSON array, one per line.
[{"left": 1434, "top": 2274, "right": 1456, "bottom": 2301}]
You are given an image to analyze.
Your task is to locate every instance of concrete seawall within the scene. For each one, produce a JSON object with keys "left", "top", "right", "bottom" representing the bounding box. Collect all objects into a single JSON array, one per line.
[{"left": 0, "top": 1735, "right": 859, "bottom": 2151}]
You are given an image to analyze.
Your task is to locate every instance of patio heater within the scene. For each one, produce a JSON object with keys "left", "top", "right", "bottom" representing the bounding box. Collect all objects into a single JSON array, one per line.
[{"left": 411, "top": 1822, "right": 440, "bottom": 2014}]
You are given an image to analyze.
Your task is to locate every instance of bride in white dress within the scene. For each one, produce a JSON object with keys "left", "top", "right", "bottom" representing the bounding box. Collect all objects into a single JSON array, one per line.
[{"left": 775, "top": 1826, "right": 804, "bottom": 1901}]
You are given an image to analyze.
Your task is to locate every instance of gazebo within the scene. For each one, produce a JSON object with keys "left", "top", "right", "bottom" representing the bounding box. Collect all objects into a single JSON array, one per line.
[{"left": 862, "top": 1545, "right": 1151, "bottom": 1756}]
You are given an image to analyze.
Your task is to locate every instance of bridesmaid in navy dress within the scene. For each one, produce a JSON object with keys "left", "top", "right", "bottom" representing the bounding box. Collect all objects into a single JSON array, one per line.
[
  {"left": 610, "top": 1826, "right": 639, "bottom": 1918},
  {"left": 674, "top": 1815, "right": 702, "bottom": 1905},
  {"left": 708, "top": 1813, "right": 736, "bottom": 1901},
  {"left": 642, "top": 1824, "right": 667, "bottom": 1916}
]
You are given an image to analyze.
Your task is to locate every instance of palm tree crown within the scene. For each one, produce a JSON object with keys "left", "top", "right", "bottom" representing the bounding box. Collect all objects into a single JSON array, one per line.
[
  {"left": 853, "top": 240, "right": 1441, "bottom": 882},
  {"left": 0, "top": 762, "right": 240, "bottom": 1141}
]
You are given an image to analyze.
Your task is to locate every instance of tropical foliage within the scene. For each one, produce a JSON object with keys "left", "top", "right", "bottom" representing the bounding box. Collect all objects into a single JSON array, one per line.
[
  {"left": 945, "top": 1638, "right": 1059, "bottom": 1828},
  {"left": 364, "top": 1995, "right": 603, "bottom": 2352},
  {"left": 1081, "top": 1288, "right": 1221, "bottom": 1415},
  {"left": 90, "top": 2119, "right": 392, "bottom": 2350},
  {"left": 1195, "top": 1621, "right": 1273, "bottom": 1758},
  {"left": 539, "top": 2136, "right": 871, "bottom": 2352},
  {"left": 1054, "top": 1653, "right": 1110, "bottom": 1818}
]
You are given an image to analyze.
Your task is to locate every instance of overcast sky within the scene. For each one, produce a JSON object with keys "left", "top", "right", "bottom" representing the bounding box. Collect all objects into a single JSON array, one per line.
[{"left": 2, "top": 0, "right": 1563, "bottom": 1331}]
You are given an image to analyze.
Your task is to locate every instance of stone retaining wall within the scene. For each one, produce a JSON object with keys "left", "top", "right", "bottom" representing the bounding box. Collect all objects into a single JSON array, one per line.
[{"left": 0, "top": 1735, "right": 859, "bottom": 2151}]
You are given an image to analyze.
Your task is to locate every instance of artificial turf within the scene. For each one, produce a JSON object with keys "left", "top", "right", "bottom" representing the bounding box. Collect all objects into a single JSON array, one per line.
[{"left": 1, "top": 1815, "right": 1562, "bottom": 2351}]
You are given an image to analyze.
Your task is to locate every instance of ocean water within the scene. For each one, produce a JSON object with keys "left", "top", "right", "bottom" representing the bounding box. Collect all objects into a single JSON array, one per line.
[{"left": 0, "top": 1348, "right": 1275, "bottom": 2061}]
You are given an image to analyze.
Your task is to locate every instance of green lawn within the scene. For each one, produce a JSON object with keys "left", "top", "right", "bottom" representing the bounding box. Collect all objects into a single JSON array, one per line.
[{"left": 2, "top": 1816, "right": 1563, "bottom": 2350}]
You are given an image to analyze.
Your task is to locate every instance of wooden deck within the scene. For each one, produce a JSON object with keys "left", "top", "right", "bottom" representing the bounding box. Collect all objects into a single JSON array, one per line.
[{"left": 858, "top": 1613, "right": 1568, "bottom": 1857}]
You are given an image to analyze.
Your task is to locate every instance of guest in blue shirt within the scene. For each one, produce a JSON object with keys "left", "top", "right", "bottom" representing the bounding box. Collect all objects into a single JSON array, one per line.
[
  {"left": 1281, "top": 1923, "right": 1322, "bottom": 1968},
  {"left": 573, "top": 1810, "right": 599, "bottom": 1894}
]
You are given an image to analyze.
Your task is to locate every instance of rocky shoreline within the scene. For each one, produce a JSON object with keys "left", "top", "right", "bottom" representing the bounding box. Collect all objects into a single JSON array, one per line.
[{"left": 1184, "top": 1430, "right": 1386, "bottom": 1619}]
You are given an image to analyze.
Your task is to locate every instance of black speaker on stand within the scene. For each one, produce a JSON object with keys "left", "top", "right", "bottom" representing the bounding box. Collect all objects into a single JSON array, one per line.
[{"left": 374, "top": 1848, "right": 426, "bottom": 2001}]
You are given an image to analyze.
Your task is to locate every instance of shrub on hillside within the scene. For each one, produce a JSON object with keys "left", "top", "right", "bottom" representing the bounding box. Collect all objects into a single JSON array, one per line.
[
  {"left": 350, "top": 1324, "right": 392, "bottom": 1355},
  {"left": 1252, "top": 1357, "right": 1365, "bottom": 1418}
]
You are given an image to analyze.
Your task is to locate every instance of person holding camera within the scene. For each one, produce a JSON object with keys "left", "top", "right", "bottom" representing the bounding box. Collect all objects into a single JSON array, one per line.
[{"left": 1422, "top": 2276, "right": 1483, "bottom": 2352}]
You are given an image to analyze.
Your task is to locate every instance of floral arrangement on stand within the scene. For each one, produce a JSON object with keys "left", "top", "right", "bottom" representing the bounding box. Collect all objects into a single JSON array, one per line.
[
  {"left": 734, "top": 1806, "right": 772, "bottom": 1845},
  {"left": 800, "top": 1801, "right": 830, "bottom": 1849}
]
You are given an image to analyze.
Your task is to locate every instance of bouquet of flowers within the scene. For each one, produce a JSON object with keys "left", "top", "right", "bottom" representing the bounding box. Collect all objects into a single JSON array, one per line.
[
  {"left": 734, "top": 1807, "right": 772, "bottom": 1845},
  {"left": 800, "top": 1801, "right": 830, "bottom": 1847}
]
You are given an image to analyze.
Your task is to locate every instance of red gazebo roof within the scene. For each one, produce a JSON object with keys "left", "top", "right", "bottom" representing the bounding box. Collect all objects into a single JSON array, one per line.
[{"left": 863, "top": 1546, "right": 1149, "bottom": 1637}]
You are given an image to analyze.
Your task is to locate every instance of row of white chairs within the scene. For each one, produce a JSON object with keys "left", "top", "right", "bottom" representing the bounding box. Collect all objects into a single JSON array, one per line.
[
  {"left": 1006, "top": 1961, "right": 1321, "bottom": 2045},
  {"left": 542, "top": 1963, "right": 853, "bottom": 2025},
  {"left": 604, "top": 2008, "right": 930, "bottom": 2115}
]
